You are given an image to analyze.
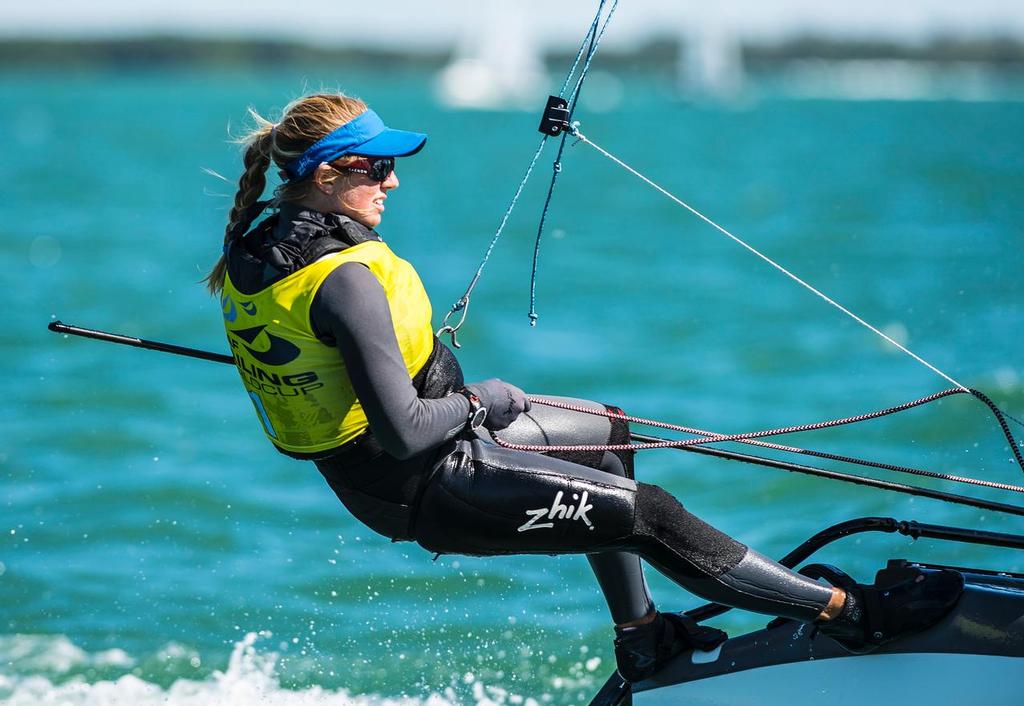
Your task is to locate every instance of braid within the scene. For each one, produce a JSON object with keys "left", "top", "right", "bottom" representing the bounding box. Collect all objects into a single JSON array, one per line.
[
  {"left": 204, "top": 92, "right": 369, "bottom": 295},
  {"left": 204, "top": 127, "right": 273, "bottom": 294}
]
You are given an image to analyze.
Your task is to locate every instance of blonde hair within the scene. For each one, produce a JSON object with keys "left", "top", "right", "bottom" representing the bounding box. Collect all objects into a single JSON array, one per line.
[{"left": 204, "top": 92, "right": 369, "bottom": 294}]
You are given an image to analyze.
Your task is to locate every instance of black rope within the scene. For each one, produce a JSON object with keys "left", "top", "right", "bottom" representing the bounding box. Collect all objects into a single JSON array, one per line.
[
  {"left": 527, "top": 0, "right": 617, "bottom": 325},
  {"left": 435, "top": 0, "right": 618, "bottom": 347},
  {"left": 674, "top": 388, "right": 1024, "bottom": 493},
  {"left": 50, "top": 320, "right": 1024, "bottom": 511},
  {"left": 759, "top": 441, "right": 1024, "bottom": 494},
  {"left": 517, "top": 387, "right": 1024, "bottom": 492},
  {"left": 526, "top": 127, "right": 572, "bottom": 326},
  {"left": 969, "top": 388, "right": 1024, "bottom": 470},
  {"left": 1004, "top": 409, "right": 1024, "bottom": 431},
  {"left": 632, "top": 432, "right": 1024, "bottom": 519}
]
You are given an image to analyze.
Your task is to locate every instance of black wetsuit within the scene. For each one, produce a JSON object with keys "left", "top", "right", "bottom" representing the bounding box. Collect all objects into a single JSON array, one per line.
[{"left": 226, "top": 203, "right": 835, "bottom": 626}]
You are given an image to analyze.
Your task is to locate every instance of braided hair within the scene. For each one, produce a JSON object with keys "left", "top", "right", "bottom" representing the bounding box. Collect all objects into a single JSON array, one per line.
[{"left": 204, "top": 93, "right": 368, "bottom": 293}]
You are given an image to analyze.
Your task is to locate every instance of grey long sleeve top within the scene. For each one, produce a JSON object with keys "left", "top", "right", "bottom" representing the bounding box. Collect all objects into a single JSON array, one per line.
[{"left": 310, "top": 261, "right": 470, "bottom": 459}]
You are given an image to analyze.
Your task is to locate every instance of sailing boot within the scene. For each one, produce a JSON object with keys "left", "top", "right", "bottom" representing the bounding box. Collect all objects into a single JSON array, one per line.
[
  {"left": 614, "top": 611, "right": 727, "bottom": 682},
  {"left": 815, "top": 564, "right": 964, "bottom": 653}
]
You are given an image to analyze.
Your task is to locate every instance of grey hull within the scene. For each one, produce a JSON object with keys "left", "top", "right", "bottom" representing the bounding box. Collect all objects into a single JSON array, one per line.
[{"left": 633, "top": 575, "right": 1024, "bottom": 705}]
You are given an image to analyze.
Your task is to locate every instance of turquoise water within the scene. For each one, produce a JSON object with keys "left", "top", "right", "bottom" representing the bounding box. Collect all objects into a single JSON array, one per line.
[{"left": 2, "top": 65, "right": 1023, "bottom": 705}]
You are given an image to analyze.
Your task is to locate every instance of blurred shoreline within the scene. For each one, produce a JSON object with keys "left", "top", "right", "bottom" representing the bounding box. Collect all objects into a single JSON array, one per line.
[
  {"left": 6, "top": 34, "right": 1022, "bottom": 104},
  {"left": 3, "top": 34, "right": 1022, "bottom": 71}
]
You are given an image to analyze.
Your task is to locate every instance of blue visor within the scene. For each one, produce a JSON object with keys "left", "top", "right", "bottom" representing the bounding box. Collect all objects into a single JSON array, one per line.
[{"left": 283, "top": 109, "right": 427, "bottom": 181}]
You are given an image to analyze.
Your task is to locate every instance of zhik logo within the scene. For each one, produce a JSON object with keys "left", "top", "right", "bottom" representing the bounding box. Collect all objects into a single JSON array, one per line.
[
  {"left": 518, "top": 490, "right": 595, "bottom": 532},
  {"left": 228, "top": 325, "right": 301, "bottom": 366},
  {"left": 240, "top": 301, "right": 257, "bottom": 315}
]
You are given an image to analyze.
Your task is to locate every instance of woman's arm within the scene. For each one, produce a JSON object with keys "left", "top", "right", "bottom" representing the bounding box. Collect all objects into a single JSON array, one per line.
[{"left": 310, "top": 261, "right": 469, "bottom": 459}]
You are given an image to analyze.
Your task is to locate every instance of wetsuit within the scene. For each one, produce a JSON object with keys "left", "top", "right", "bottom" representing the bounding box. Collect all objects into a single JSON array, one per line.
[{"left": 224, "top": 203, "right": 836, "bottom": 626}]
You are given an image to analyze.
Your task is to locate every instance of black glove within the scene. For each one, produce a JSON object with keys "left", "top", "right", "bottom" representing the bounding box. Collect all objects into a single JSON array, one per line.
[{"left": 464, "top": 379, "right": 531, "bottom": 431}]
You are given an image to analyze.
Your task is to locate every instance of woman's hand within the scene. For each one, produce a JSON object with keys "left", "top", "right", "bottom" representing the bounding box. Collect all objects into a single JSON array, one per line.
[{"left": 465, "top": 379, "right": 532, "bottom": 431}]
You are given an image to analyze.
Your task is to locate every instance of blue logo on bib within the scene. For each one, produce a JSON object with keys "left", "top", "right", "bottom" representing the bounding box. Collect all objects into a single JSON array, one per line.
[{"left": 221, "top": 294, "right": 238, "bottom": 322}]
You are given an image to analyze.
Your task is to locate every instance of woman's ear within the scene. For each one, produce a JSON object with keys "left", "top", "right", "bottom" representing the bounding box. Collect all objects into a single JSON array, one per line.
[{"left": 312, "top": 163, "right": 338, "bottom": 195}]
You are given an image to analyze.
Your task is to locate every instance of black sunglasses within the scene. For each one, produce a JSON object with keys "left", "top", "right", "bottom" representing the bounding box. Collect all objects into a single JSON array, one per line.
[{"left": 334, "top": 156, "right": 395, "bottom": 183}]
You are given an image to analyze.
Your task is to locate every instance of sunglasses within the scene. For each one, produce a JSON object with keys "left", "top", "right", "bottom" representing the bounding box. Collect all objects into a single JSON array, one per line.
[{"left": 333, "top": 156, "right": 395, "bottom": 183}]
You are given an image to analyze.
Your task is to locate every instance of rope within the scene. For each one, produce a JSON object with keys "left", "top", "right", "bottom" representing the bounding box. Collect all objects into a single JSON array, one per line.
[
  {"left": 1005, "top": 410, "right": 1024, "bottom": 431},
  {"left": 969, "top": 388, "right": 1024, "bottom": 471},
  {"left": 527, "top": 0, "right": 620, "bottom": 325},
  {"left": 568, "top": 126, "right": 971, "bottom": 393},
  {"left": 1007, "top": 409, "right": 1024, "bottom": 432},
  {"left": 436, "top": 137, "right": 547, "bottom": 347},
  {"left": 556, "top": 0, "right": 611, "bottom": 97},
  {"left": 717, "top": 432, "right": 1024, "bottom": 494},
  {"left": 495, "top": 390, "right": 967, "bottom": 453},
  {"left": 436, "top": 0, "right": 618, "bottom": 347},
  {"left": 492, "top": 390, "right": 1024, "bottom": 489}
]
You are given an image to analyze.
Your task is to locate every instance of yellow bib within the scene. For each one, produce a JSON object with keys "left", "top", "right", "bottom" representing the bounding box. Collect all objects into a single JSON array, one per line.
[{"left": 221, "top": 240, "right": 434, "bottom": 455}]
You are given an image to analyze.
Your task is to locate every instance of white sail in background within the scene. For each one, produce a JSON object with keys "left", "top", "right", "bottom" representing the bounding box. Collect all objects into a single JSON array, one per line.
[
  {"left": 679, "top": 22, "right": 745, "bottom": 98},
  {"left": 435, "top": 6, "right": 548, "bottom": 110}
]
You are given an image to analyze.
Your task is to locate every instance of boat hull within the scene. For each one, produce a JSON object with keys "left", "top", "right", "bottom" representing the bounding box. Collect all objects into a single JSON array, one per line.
[
  {"left": 634, "top": 653, "right": 1023, "bottom": 706},
  {"left": 633, "top": 575, "right": 1024, "bottom": 705}
]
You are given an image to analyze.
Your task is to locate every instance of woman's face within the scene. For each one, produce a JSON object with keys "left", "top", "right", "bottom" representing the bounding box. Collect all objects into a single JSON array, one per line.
[{"left": 321, "top": 162, "right": 399, "bottom": 229}]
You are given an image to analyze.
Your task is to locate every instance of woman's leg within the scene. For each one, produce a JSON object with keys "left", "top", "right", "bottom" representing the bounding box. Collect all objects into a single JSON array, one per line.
[
  {"left": 413, "top": 434, "right": 963, "bottom": 682},
  {"left": 498, "top": 398, "right": 653, "bottom": 625},
  {"left": 413, "top": 435, "right": 834, "bottom": 623}
]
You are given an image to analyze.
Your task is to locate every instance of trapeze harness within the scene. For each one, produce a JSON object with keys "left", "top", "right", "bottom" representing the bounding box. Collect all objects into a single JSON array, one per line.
[{"left": 221, "top": 203, "right": 846, "bottom": 627}]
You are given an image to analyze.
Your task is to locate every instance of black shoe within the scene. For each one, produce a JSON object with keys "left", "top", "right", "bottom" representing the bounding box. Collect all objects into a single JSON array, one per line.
[
  {"left": 817, "top": 565, "right": 964, "bottom": 653},
  {"left": 614, "top": 612, "right": 727, "bottom": 683}
]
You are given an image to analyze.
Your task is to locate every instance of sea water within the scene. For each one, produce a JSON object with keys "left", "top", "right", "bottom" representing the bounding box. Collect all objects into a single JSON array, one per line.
[{"left": 1, "top": 65, "right": 1022, "bottom": 705}]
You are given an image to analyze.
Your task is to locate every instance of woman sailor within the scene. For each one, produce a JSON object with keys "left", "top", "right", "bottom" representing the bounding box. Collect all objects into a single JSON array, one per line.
[{"left": 208, "top": 92, "right": 963, "bottom": 682}]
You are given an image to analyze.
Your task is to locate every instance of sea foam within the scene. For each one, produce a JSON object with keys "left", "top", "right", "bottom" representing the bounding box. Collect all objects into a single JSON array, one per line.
[{"left": 0, "top": 632, "right": 549, "bottom": 706}]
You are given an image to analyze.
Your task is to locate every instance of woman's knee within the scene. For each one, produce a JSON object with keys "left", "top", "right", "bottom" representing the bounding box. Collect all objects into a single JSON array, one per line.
[{"left": 632, "top": 482, "right": 747, "bottom": 577}]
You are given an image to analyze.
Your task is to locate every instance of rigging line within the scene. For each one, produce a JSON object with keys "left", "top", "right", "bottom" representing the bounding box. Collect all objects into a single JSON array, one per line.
[
  {"left": 774, "top": 442, "right": 1024, "bottom": 494},
  {"left": 528, "top": 0, "right": 619, "bottom": 325},
  {"left": 527, "top": 149, "right": 567, "bottom": 327},
  {"left": 534, "top": 390, "right": 962, "bottom": 441},
  {"left": 1004, "top": 409, "right": 1024, "bottom": 432},
  {"left": 524, "top": 395, "right": 1024, "bottom": 493},
  {"left": 528, "top": 25, "right": 603, "bottom": 324},
  {"left": 565, "top": 0, "right": 620, "bottom": 106},
  {"left": 970, "top": 387, "right": 1024, "bottom": 470},
  {"left": 51, "top": 318, "right": 1024, "bottom": 491},
  {"left": 500, "top": 392, "right": 1024, "bottom": 489},
  {"left": 437, "top": 0, "right": 616, "bottom": 347},
  {"left": 557, "top": 0, "right": 608, "bottom": 97},
  {"left": 511, "top": 391, "right": 1024, "bottom": 477},
  {"left": 630, "top": 431, "right": 1024, "bottom": 519},
  {"left": 436, "top": 136, "right": 547, "bottom": 346},
  {"left": 569, "top": 126, "right": 970, "bottom": 393},
  {"left": 495, "top": 390, "right": 967, "bottom": 453}
]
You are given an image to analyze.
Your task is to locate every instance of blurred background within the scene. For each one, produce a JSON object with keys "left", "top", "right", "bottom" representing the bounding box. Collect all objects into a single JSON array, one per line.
[
  {"left": 1, "top": 2, "right": 1022, "bottom": 704},
  {"left": 5, "top": 0, "right": 1024, "bottom": 103}
]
